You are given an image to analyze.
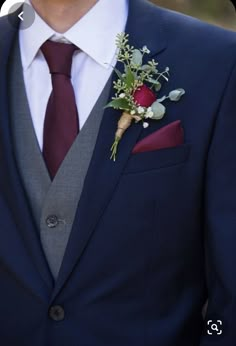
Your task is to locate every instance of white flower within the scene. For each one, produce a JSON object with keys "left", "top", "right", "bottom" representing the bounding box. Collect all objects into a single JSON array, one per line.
[
  {"left": 119, "top": 93, "right": 126, "bottom": 99},
  {"left": 137, "top": 106, "right": 145, "bottom": 114},
  {"left": 130, "top": 110, "right": 136, "bottom": 115},
  {"left": 145, "top": 110, "right": 154, "bottom": 119},
  {"left": 142, "top": 46, "right": 150, "bottom": 54},
  {"left": 148, "top": 112, "right": 154, "bottom": 118},
  {"left": 143, "top": 122, "right": 149, "bottom": 128}
]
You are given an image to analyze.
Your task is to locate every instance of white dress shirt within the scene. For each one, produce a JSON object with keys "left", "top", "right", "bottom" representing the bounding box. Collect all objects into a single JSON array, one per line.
[{"left": 19, "top": 0, "right": 128, "bottom": 150}]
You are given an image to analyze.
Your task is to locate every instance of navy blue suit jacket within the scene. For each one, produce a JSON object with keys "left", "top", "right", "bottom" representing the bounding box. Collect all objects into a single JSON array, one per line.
[{"left": 1, "top": 1, "right": 236, "bottom": 345}]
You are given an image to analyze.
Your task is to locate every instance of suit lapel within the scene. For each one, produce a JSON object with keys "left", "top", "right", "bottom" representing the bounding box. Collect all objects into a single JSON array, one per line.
[
  {"left": 51, "top": 0, "right": 167, "bottom": 301},
  {"left": 0, "top": 17, "right": 54, "bottom": 300}
]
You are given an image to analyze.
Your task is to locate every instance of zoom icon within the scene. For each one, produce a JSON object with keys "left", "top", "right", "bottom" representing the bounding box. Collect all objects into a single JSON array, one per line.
[{"left": 207, "top": 320, "right": 223, "bottom": 335}]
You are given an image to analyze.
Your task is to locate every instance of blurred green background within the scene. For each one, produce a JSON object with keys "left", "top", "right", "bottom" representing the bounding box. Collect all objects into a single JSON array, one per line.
[{"left": 150, "top": 0, "right": 236, "bottom": 30}]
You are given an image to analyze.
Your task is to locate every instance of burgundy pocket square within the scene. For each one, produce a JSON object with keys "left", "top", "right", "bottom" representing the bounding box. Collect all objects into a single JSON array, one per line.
[{"left": 132, "top": 120, "right": 184, "bottom": 154}]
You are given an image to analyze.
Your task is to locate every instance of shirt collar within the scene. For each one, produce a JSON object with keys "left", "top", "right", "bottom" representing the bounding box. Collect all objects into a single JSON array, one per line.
[{"left": 19, "top": 0, "right": 128, "bottom": 70}]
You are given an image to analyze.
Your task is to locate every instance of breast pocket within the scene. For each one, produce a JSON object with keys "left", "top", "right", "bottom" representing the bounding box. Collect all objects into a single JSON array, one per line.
[{"left": 123, "top": 144, "right": 191, "bottom": 174}]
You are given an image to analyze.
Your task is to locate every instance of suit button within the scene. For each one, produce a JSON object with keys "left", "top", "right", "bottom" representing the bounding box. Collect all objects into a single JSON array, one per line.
[
  {"left": 49, "top": 305, "right": 65, "bottom": 321},
  {"left": 46, "top": 215, "right": 59, "bottom": 228}
]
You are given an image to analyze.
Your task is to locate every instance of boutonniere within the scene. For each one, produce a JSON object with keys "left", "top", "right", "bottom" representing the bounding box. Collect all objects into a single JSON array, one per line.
[{"left": 105, "top": 33, "right": 185, "bottom": 161}]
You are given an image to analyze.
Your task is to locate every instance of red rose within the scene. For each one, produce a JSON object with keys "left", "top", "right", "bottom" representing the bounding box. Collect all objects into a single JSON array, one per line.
[{"left": 133, "top": 84, "right": 156, "bottom": 107}]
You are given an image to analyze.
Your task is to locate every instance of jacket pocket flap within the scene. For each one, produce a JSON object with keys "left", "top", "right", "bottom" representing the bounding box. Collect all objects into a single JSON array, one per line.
[{"left": 124, "top": 144, "right": 191, "bottom": 174}]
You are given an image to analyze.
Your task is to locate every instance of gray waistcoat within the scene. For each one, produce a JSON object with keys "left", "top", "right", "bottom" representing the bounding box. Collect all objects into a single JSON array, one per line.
[{"left": 9, "top": 39, "right": 111, "bottom": 280}]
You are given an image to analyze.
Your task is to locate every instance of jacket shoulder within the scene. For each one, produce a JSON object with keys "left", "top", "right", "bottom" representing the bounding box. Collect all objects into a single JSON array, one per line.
[
  {"left": 0, "top": 15, "right": 15, "bottom": 40},
  {"left": 0, "top": 14, "right": 10, "bottom": 28},
  {"left": 153, "top": 5, "right": 236, "bottom": 50}
]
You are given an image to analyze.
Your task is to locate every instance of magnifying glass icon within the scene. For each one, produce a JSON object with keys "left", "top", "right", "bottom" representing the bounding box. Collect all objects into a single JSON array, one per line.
[{"left": 211, "top": 324, "right": 219, "bottom": 332}]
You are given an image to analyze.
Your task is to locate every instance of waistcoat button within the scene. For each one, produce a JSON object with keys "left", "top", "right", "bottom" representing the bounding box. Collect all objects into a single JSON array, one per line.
[{"left": 46, "top": 215, "right": 59, "bottom": 228}]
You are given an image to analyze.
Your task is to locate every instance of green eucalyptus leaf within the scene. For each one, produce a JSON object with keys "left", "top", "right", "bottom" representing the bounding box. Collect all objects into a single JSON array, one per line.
[
  {"left": 141, "top": 64, "right": 152, "bottom": 71},
  {"left": 151, "top": 101, "right": 166, "bottom": 120},
  {"left": 148, "top": 78, "right": 161, "bottom": 86},
  {"left": 155, "top": 82, "right": 162, "bottom": 91},
  {"left": 105, "top": 98, "right": 130, "bottom": 110},
  {"left": 125, "top": 67, "right": 135, "bottom": 88},
  {"left": 169, "top": 88, "right": 185, "bottom": 101},
  {"left": 131, "top": 49, "right": 143, "bottom": 66},
  {"left": 114, "top": 68, "right": 124, "bottom": 81}
]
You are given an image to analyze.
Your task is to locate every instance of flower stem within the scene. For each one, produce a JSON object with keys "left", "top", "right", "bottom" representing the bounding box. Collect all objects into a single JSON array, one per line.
[
  {"left": 110, "top": 137, "right": 121, "bottom": 161},
  {"left": 110, "top": 112, "right": 133, "bottom": 161}
]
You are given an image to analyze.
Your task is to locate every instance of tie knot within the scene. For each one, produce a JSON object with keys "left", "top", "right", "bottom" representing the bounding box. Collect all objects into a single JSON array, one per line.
[{"left": 41, "top": 40, "right": 78, "bottom": 77}]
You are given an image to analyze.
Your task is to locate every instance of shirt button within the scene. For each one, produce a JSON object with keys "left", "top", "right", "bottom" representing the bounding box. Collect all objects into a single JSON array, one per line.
[
  {"left": 48, "top": 305, "right": 65, "bottom": 321},
  {"left": 46, "top": 215, "right": 59, "bottom": 228}
]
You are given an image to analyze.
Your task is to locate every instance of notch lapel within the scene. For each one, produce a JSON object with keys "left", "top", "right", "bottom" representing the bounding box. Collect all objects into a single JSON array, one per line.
[
  {"left": 51, "top": 0, "right": 168, "bottom": 301},
  {"left": 0, "top": 16, "right": 54, "bottom": 301}
]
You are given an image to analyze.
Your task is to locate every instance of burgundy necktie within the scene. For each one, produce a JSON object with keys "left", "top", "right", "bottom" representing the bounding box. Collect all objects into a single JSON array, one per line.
[{"left": 41, "top": 40, "right": 79, "bottom": 179}]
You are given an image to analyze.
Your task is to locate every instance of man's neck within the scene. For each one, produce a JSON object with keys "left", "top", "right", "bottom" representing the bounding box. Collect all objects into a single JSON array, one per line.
[{"left": 30, "top": 0, "right": 98, "bottom": 33}]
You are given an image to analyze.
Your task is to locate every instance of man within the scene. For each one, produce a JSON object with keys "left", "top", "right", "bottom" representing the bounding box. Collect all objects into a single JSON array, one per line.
[{"left": 0, "top": 0, "right": 236, "bottom": 345}]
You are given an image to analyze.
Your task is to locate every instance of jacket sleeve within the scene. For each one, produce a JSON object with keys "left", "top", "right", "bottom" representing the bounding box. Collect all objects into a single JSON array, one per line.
[{"left": 200, "top": 60, "right": 236, "bottom": 345}]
